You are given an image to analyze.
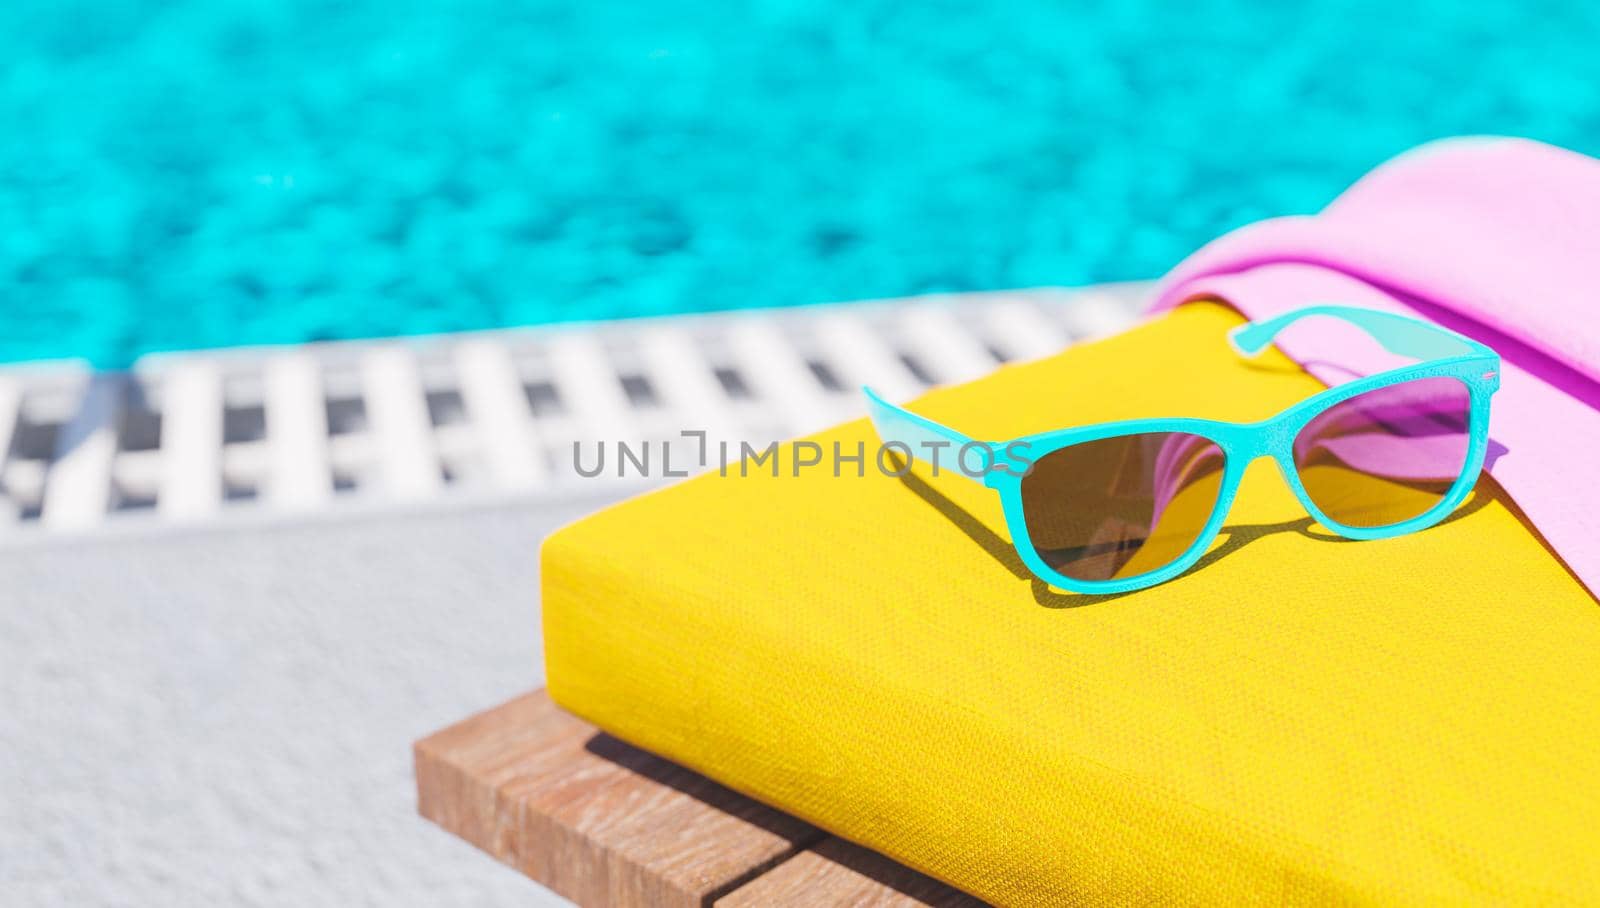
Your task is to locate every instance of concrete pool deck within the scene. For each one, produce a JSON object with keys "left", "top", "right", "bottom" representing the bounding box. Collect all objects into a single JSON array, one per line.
[{"left": 1, "top": 497, "right": 586, "bottom": 906}]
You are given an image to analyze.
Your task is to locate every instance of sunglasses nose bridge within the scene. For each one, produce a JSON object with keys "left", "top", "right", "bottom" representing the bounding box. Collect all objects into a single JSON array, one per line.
[
  {"left": 1226, "top": 419, "right": 1285, "bottom": 467},
  {"left": 1229, "top": 421, "right": 1310, "bottom": 500}
]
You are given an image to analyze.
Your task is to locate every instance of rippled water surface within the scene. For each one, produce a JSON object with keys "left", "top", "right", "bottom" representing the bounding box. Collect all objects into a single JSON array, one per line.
[{"left": 3, "top": 0, "right": 1597, "bottom": 364}]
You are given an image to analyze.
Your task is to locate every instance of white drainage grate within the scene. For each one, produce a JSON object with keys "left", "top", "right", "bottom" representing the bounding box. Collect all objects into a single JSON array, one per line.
[{"left": 0, "top": 285, "right": 1147, "bottom": 536}]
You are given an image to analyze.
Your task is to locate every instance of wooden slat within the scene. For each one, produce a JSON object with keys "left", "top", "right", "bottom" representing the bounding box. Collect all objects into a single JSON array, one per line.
[
  {"left": 417, "top": 692, "right": 988, "bottom": 907},
  {"left": 40, "top": 372, "right": 123, "bottom": 529},
  {"left": 158, "top": 360, "right": 224, "bottom": 519},
  {"left": 263, "top": 352, "right": 333, "bottom": 508},
  {"left": 416, "top": 691, "right": 822, "bottom": 908},
  {"left": 454, "top": 339, "right": 547, "bottom": 491},
  {"left": 718, "top": 838, "right": 984, "bottom": 908},
  {"left": 360, "top": 346, "right": 443, "bottom": 498}
]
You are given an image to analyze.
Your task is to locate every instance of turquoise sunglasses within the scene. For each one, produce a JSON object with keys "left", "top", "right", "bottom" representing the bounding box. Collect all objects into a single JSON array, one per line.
[{"left": 865, "top": 305, "right": 1501, "bottom": 594}]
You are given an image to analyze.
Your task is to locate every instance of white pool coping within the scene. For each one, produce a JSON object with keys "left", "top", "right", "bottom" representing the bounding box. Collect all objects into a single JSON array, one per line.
[{"left": 0, "top": 284, "right": 1149, "bottom": 541}]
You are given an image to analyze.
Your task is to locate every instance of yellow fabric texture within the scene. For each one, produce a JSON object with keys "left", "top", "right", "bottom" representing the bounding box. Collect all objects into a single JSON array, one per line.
[{"left": 542, "top": 302, "right": 1600, "bottom": 905}]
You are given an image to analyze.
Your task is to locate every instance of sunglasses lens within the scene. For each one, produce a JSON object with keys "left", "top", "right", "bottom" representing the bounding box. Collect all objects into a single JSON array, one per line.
[
  {"left": 1293, "top": 376, "right": 1473, "bottom": 529},
  {"left": 1021, "top": 432, "right": 1227, "bottom": 583}
]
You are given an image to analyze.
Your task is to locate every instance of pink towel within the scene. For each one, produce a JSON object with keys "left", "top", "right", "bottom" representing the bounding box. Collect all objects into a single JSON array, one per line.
[{"left": 1150, "top": 137, "right": 1600, "bottom": 598}]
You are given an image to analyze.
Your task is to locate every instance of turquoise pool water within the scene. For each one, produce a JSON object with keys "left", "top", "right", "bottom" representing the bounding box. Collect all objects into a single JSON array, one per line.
[{"left": 3, "top": 1, "right": 1598, "bottom": 366}]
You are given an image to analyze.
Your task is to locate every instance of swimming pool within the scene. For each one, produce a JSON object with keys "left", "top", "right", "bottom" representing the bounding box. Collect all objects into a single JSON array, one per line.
[{"left": 2, "top": 0, "right": 1596, "bottom": 366}]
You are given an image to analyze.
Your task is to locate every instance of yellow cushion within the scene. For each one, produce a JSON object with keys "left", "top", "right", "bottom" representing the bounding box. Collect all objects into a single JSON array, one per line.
[{"left": 542, "top": 301, "right": 1600, "bottom": 905}]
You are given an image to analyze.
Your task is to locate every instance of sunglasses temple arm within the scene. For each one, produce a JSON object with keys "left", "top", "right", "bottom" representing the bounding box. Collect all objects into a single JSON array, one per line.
[
  {"left": 861, "top": 386, "right": 992, "bottom": 482},
  {"left": 1227, "top": 304, "right": 1495, "bottom": 363}
]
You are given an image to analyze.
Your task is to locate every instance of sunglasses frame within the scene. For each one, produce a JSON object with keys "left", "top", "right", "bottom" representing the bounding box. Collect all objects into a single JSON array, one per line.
[{"left": 865, "top": 305, "right": 1501, "bottom": 594}]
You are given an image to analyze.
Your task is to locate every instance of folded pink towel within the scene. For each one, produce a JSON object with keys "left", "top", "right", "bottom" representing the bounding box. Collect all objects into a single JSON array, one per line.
[{"left": 1152, "top": 137, "right": 1600, "bottom": 597}]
